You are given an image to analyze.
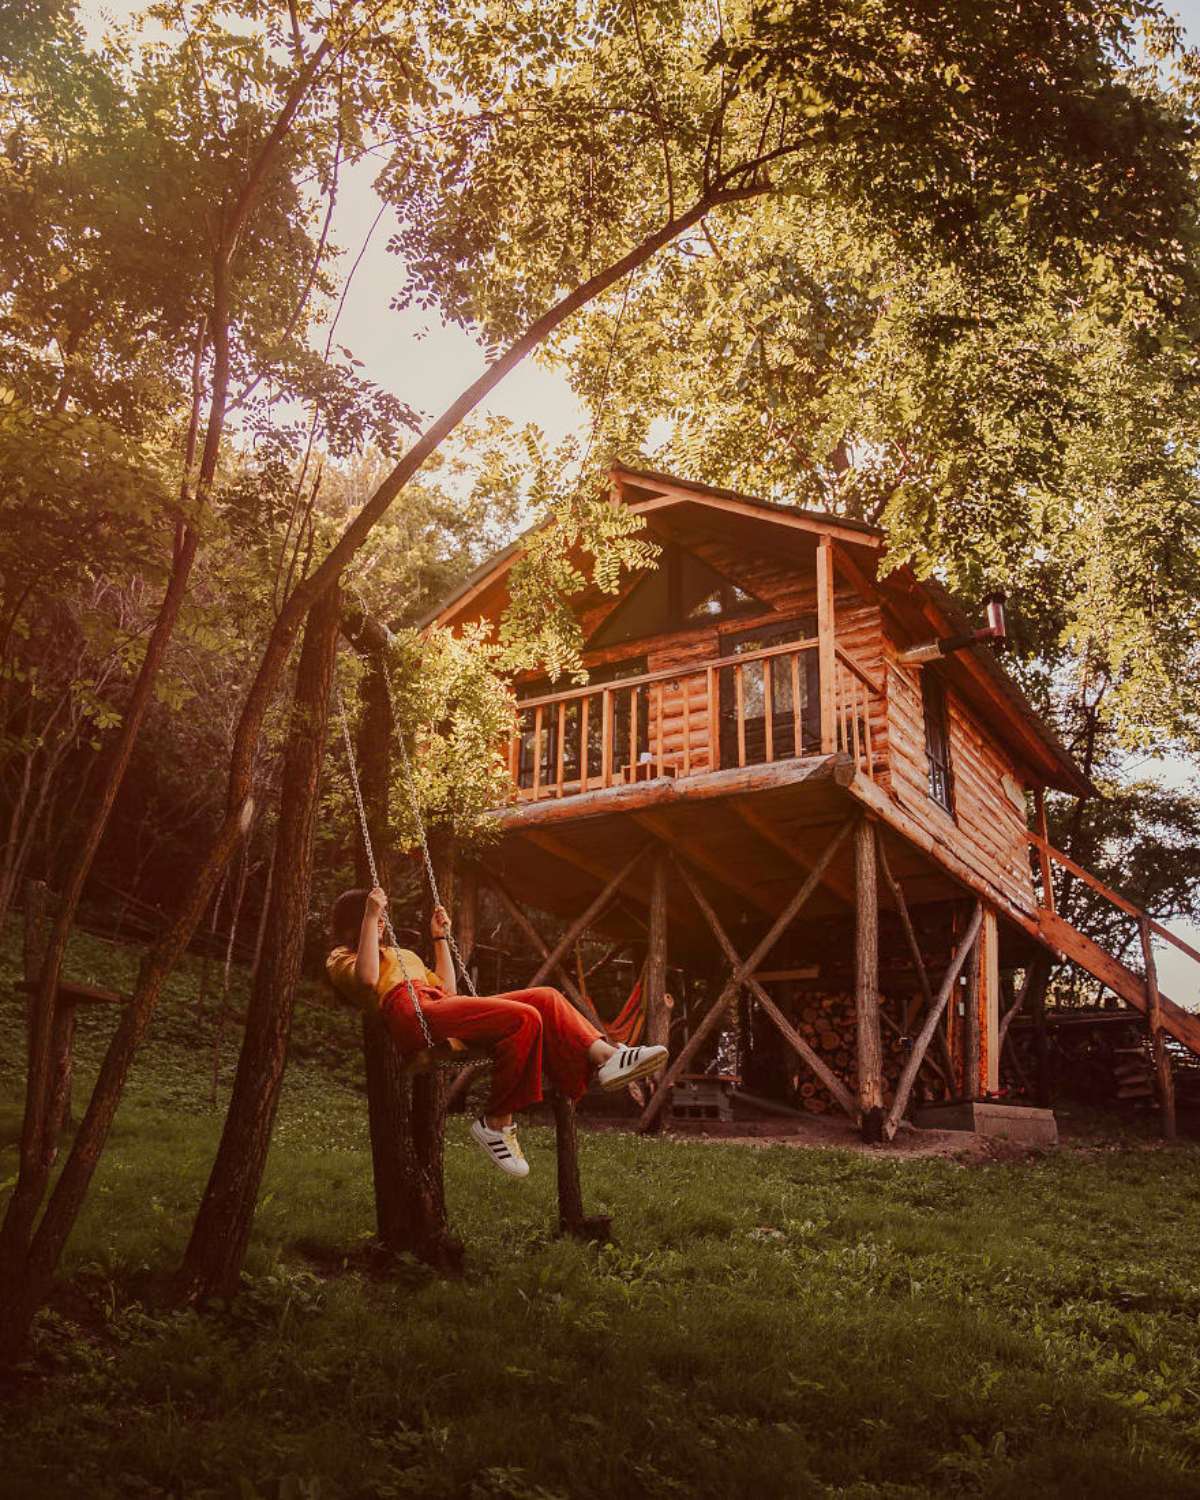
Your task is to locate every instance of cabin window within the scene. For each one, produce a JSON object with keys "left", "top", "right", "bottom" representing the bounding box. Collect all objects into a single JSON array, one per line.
[
  {"left": 922, "top": 667, "right": 955, "bottom": 813},
  {"left": 717, "top": 618, "right": 820, "bottom": 768},
  {"left": 515, "top": 658, "right": 648, "bottom": 789},
  {"left": 587, "top": 543, "right": 767, "bottom": 650}
]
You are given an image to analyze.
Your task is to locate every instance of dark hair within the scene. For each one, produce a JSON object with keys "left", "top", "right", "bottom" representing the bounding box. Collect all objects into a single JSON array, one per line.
[{"left": 330, "top": 888, "right": 370, "bottom": 949}]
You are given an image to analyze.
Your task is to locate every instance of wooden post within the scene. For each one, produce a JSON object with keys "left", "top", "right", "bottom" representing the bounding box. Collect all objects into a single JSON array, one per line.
[
  {"left": 854, "top": 818, "right": 884, "bottom": 1141},
  {"left": 1032, "top": 958, "right": 1053, "bottom": 1108},
  {"left": 671, "top": 858, "right": 857, "bottom": 1120},
  {"left": 551, "top": 1092, "right": 611, "bottom": 1242},
  {"left": 1139, "top": 917, "right": 1177, "bottom": 1141},
  {"left": 817, "top": 537, "right": 837, "bottom": 754},
  {"left": 638, "top": 819, "right": 855, "bottom": 1131},
  {"left": 641, "top": 849, "right": 671, "bottom": 1130},
  {"left": 960, "top": 924, "right": 981, "bottom": 1102},
  {"left": 980, "top": 908, "right": 1000, "bottom": 1095},
  {"left": 884, "top": 903, "right": 984, "bottom": 1139}
]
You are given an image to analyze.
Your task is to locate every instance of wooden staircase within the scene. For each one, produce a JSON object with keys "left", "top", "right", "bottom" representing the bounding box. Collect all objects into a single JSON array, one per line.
[{"left": 1027, "top": 829, "right": 1200, "bottom": 1059}]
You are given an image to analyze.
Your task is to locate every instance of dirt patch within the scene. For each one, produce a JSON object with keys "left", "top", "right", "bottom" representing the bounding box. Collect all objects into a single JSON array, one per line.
[{"left": 581, "top": 1111, "right": 1012, "bottom": 1161}]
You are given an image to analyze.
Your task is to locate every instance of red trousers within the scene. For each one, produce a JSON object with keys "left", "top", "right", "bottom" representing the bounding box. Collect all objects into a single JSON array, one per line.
[{"left": 380, "top": 983, "right": 601, "bottom": 1115}]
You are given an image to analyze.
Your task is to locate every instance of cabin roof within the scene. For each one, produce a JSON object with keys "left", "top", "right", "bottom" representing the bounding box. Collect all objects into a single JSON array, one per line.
[{"left": 421, "top": 463, "right": 1092, "bottom": 797}]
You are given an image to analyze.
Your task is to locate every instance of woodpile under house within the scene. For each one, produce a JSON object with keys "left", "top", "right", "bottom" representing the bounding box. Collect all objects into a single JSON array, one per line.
[{"left": 419, "top": 466, "right": 1200, "bottom": 1142}]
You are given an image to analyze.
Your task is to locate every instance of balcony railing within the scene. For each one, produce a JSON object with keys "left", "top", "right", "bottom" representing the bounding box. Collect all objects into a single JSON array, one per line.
[{"left": 506, "top": 637, "right": 884, "bottom": 804}]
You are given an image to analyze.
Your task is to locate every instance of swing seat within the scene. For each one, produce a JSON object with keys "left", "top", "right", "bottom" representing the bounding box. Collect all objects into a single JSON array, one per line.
[{"left": 400, "top": 1037, "right": 491, "bottom": 1076}]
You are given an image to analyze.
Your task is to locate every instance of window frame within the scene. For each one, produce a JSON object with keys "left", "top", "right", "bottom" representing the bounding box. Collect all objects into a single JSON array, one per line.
[{"left": 921, "top": 666, "right": 955, "bottom": 815}]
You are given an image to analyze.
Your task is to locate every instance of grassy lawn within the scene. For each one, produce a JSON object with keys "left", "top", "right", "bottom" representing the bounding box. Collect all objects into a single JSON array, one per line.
[{"left": 3, "top": 923, "right": 1200, "bottom": 1499}]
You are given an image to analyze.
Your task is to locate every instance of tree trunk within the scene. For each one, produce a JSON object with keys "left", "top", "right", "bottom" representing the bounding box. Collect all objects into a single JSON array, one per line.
[
  {"left": 1031, "top": 954, "right": 1054, "bottom": 1108},
  {"left": 176, "top": 585, "right": 341, "bottom": 1301},
  {"left": 0, "top": 172, "right": 778, "bottom": 1360},
  {"left": 350, "top": 642, "right": 461, "bottom": 1270},
  {"left": 961, "top": 926, "right": 981, "bottom": 1102},
  {"left": 641, "top": 847, "right": 671, "bottom": 1131}
]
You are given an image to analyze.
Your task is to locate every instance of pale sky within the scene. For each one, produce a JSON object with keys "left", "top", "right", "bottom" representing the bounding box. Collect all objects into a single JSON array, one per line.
[{"left": 78, "top": 1, "right": 1200, "bottom": 997}]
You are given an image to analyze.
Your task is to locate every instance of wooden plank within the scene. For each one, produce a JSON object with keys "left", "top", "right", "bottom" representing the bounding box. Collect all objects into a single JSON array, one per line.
[
  {"left": 763, "top": 659, "right": 774, "bottom": 762},
  {"left": 556, "top": 702, "right": 566, "bottom": 797},
  {"left": 579, "top": 695, "right": 590, "bottom": 792},
  {"left": 601, "top": 690, "right": 613, "bottom": 788},
  {"left": 854, "top": 817, "right": 884, "bottom": 1139},
  {"left": 729, "top": 797, "right": 856, "bottom": 909},
  {"left": 629, "top": 684, "right": 638, "bottom": 775},
  {"left": 1033, "top": 833, "right": 1200, "bottom": 967},
  {"left": 707, "top": 665, "right": 719, "bottom": 772},
  {"left": 637, "top": 819, "right": 856, "bottom": 1130},
  {"left": 655, "top": 682, "right": 664, "bottom": 777},
  {"left": 532, "top": 705, "right": 544, "bottom": 800},
  {"left": 492, "top": 752, "right": 853, "bottom": 832},
  {"left": 631, "top": 809, "right": 777, "bottom": 918},
  {"left": 620, "top": 479, "right": 884, "bottom": 550},
  {"left": 884, "top": 902, "right": 984, "bottom": 1139},
  {"left": 817, "top": 537, "right": 837, "bottom": 754},
  {"left": 1139, "top": 916, "right": 1177, "bottom": 1140}
]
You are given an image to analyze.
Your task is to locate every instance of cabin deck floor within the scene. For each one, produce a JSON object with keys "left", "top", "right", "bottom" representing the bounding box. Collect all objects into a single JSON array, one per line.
[{"left": 481, "top": 752, "right": 1031, "bottom": 965}]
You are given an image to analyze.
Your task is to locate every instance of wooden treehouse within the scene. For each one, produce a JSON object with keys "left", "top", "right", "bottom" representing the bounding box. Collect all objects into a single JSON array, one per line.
[{"left": 422, "top": 465, "right": 1200, "bottom": 1141}]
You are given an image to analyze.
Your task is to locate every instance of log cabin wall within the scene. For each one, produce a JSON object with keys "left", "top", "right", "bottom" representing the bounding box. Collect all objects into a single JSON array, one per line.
[
  {"left": 561, "top": 533, "right": 888, "bottom": 779},
  {"left": 883, "top": 651, "right": 1037, "bottom": 919}
]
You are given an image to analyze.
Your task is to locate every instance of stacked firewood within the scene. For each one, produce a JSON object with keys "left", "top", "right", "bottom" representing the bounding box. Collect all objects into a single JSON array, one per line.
[{"left": 780, "top": 992, "right": 925, "bottom": 1114}]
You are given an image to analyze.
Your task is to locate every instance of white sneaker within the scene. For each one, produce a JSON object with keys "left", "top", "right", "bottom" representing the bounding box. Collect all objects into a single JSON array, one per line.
[
  {"left": 596, "top": 1044, "right": 669, "bottom": 1092},
  {"left": 469, "top": 1117, "right": 530, "bottom": 1178}
]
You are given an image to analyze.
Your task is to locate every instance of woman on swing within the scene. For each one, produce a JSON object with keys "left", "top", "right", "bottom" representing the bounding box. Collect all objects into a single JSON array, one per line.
[{"left": 326, "top": 886, "right": 668, "bottom": 1177}]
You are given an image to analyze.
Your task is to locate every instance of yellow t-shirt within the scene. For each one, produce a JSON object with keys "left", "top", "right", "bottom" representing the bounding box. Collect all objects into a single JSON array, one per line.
[{"left": 325, "top": 944, "right": 443, "bottom": 1011}]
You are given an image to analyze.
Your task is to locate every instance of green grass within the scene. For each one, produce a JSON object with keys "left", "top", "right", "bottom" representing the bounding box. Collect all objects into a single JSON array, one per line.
[{"left": 3, "top": 922, "right": 1200, "bottom": 1499}]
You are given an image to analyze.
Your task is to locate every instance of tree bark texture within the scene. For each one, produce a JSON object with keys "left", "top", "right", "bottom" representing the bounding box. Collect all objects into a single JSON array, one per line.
[
  {"left": 176, "top": 585, "right": 341, "bottom": 1300},
  {"left": 854, "top": 818, "right": 884, "bottom": 1141},
  {"left": 961, "top": 924, "right": 981, "bottom": 1102}
]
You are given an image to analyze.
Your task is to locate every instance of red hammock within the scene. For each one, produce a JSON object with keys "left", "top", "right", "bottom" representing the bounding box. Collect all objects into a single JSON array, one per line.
[{"left": 602, "top": 978, "right": 645, "bottom": 1046}]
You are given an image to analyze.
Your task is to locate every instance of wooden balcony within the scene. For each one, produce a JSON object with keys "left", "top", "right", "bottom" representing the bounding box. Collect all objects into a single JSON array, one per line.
[{"left": 504, "top": 636, "right": 885, "bottom": 806}]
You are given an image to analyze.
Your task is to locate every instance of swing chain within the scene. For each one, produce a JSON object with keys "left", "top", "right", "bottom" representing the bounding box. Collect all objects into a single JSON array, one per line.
[{"left": 373, "top": 635, "right": 480, "bottom": 998}]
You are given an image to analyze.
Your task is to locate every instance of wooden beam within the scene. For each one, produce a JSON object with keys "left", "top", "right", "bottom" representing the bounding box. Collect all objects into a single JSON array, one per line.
[
  {"left": 981, "top": 908, "right": 1000, "bottom": 1094},
  {"left": 517, "top": 830, "right": 649, "bottom": 932},
  {"left": 620, "top": 481, "right": 884, "bottom": 550},
  {"left": 961, "top": 922, "right": 980, "bottom": 1101},
  {"left": 854, "top": 817, "right": 884, "bottom": 1140},
  {"left": 491, "top": 753, "right": 853, "bottom": 832},
  {"left": 1139, "top": 917, "right": 1177, "bottom": 1142},
  {"left": 645, "top": 850, "right": 670, "bottom": 1056},
  {"left": 874, "top": 827, "right": 957, "bottom": 1086},
  {"left": 476, "top": 868, "right": 602, "bottom": 1026},
  {"left": 631, "top": 808, "right": 777, "bottom": 918},
  {"left": 730, "top": 798, "right": 856, "bottom": 908},
  {"left": 637, "top": 819, "right": 856, "bottom": 1131},
  {"left": 1033, "top": 788, "right": 1055, "bottom": 912},
  {"left": 884, "top": 902, "right": 984, "bottom": 1140},
  {"left": 816, "top": 536, "right": 837, "bottom": 754},
  {"left": 669, "top": 852, "right": 858, "bottom": 1120},
  {"left": 528, "top": 845, "right": 651, "bottom": 990},
  {"left": 1038, "top": 907, "right": 1200, "bottom": 1055}
]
